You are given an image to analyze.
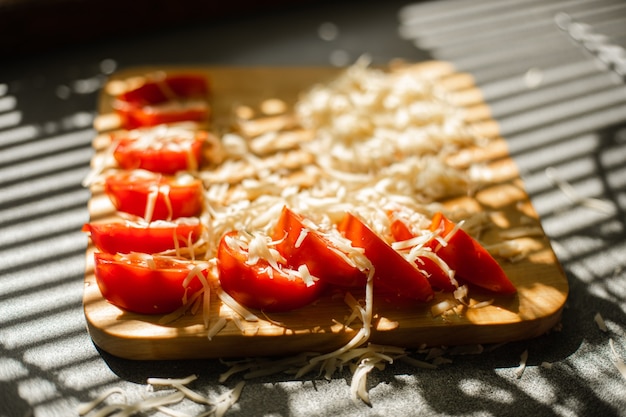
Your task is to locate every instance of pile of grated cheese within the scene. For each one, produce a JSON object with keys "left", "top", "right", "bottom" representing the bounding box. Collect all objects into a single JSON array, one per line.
[{"left": 200, "top": 57, "right": 489, "bottom": 251}]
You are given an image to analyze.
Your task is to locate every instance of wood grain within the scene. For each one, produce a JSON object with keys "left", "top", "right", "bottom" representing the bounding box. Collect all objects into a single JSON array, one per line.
[{"left": 84, "top": 63, "right": 568, "bottom": 360}]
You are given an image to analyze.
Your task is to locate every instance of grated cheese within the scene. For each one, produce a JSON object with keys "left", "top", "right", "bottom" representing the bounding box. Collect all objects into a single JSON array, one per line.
[
  {"left": 144, "top": 184, "right": 159, "bottom": 222},
  {"left": 294, "top": 228, "right": 309, "bottom": 248},
  {"left": 430, "top": 299, "right": 457, "bottom": 317},
  {"left": 77, "top": 387, "right": 126, "bottom": 416},
  {"left": 594, "top": 312, "right": 608, "bottom": 332},
  {"left": 147, "top": 375, "right": 199, "bottom": 386},
  {"left": 80, "top": 373, "right": 244, "bottom": 417},
  {"left": 297, "top": 264, "right": 318, "bottom": 287},
  {"left": 79, "top": 391, "right": 185, "bottom": 417},
  {"left": 207, "top": 317, "right": 228, "bottom": 341},
  {"left": 160, "top": 183, "right": 173, "bottom": 220},
  {"left": 84, "top": 59, "right": 526, "bottom": 411},
  {"left": 609, "top": 339, "right": 626, "bottom": 380},
  {"left": 545, "top": 166, "right": 614, "bottom": 214},
  {"left": 215, "top": 285, "right": 259, "bottom": 323},
  {"left": 470, "top": 299, "right": 494, "bottom": 309},
  {"left": 515, "top": 349, "right": 529, "bottom": 379}
]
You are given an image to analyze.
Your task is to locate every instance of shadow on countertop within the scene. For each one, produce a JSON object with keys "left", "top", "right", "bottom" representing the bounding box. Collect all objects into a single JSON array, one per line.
[{"left": 0, "top": 0, "right": 382, "bottom": 58}]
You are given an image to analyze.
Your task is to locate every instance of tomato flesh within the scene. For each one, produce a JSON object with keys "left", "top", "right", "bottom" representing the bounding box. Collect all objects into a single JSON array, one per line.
[
  {"left": 389, "top": 216, "right": 416, "bottom": 242},
  {"left": 338, "top": 212, "right": 434, "bottom": 302},
  {"left": 428, "top": 212, "right": 517, "bottom": 294},
  {"left": 93, "top": 252, "right": 205, "bottom": 314},
  {"left": 83, "top": 219, "right": 202, "bottom": 254},
  {"left": 389, "top": 216, "right": 457, "bottom": 292},
  {"left": 217, "top": 231, "right": 325, "bottom": 312},
  {"left": 113, "top": 130, "right": 206, "bottom": 174},
  {"left": 272, "top": 206, "right": 366, "bottom": 288},
  {"left": 113, "top": 73, "right": 210, "bottom": 129},
  {"left": 104, "top": 171, "right": 203, "bottom": 221}
]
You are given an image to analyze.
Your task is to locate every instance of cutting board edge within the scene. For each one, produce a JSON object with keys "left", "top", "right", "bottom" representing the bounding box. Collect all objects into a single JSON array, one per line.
[{"left": 83, "top": 284, "right": 567, "bottom": 361}]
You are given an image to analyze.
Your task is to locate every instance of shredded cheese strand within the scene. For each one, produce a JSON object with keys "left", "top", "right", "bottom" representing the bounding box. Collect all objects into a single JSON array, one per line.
[
  {"left": 77, "top": 387, "right": 126, "bottom": 416},
  {"left": 303, "top": 268, "right": 375, "bottom": 373}
]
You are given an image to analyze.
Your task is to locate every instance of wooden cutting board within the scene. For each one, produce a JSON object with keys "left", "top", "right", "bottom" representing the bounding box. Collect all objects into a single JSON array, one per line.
[{"left": 83, "top": 63, "right": 568, "bottom": 360}]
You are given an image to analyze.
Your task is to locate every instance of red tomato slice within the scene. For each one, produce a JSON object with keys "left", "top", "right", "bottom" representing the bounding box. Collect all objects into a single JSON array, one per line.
[
  {"left": 389, "top": 215, "right": 416, "bottom": 242},
  {"left": 82, "top": 218, "right": 202, "bottom": 254},
  {"left": 271, "top": 206, "right": 367, "bottom": 288},
  {"left": 93, "top": 252, "right": 205, "bottom": 314},
  {"left": 338, "top": 212, "right": 434, "bottom": 302},
  {"left": 112, "top": 127, "right": 207, "bottom": 174},
  {"left": 217, "top": 231, "right": 325, "bottom": 312},
  {"left": 389, "top": 215, "right": 457, "bottom": 292},
  {"left": 104, "top": 170, "right": 203, "bottom": 221},
  {"left": 428, "top": 212, "right": 517, "bottom": 294},
  {"left": 415, "top": 256, "right": 457, "bottom": 293},
  {"left": 113, "top": 73, "right": 210, "bottom": 129}
]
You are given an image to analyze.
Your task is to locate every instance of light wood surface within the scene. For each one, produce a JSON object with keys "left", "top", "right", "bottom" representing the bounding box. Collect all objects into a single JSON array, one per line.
[{"left": 83, "top": 63, "right": 569, "bottom": 360}]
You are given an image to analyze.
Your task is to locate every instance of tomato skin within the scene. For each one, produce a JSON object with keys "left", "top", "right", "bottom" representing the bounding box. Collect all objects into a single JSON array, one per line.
[
  {"left": 389, "top": 216, "right": 457, "bottom": 292},
  {"left": 338, "top": 212, "right": 434, "bottom": 302},
  {"left": 119, "top": 107, "right": 208, "bottom": 129},
  {"left": 272, "top": 206, "right": 367, "bottom": 288},
  {"left": 119, "top": 74, "right": 209, "bottom": 104},
  {"left": 82, "top": 220, "right": 202, "bottom": 254},
  {"left": 428, "top": 212, "right": 517, "bottom": 294},
  {"left": 93, "top": 252, "right": 204, "bottom": 314},
  {"left": 113, "top": 130, "right": 206, "bottom": 175},
  {"left": 217, "top": 232, "right": 325, "bottom": 312},
  {"left": 104, "top": 171, "right": 203, "bottom": 221},
  {"left": 113, "top": 74, "right": 210, "bottom": 129}
]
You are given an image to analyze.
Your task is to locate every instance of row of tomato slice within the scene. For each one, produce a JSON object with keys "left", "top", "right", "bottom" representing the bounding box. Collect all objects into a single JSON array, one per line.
[
  {"left": 86, "top": 202, "right": 517, "bottom": 315},
  {"left": 87, "top": 73, "right": 210, "bottom": 314},
  {"left": 84, "top": 72, "right": 516, "bottom": 316}
]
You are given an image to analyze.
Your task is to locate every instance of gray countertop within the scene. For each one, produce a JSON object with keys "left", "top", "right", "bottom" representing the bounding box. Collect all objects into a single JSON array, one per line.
[{"left": 1, "top": 0, "right": 626, "bottom": 416}]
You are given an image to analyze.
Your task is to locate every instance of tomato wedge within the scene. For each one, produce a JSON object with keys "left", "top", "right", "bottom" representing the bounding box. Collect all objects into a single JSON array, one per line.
[
  {"left": 389, "top": 215, "right": 457, "bottom": 292},
  {"left": 389, "top": 215, "right": 416, "bottom": 242},
  {"left": 93, "top": 252, "right": 205, "bottom": 314},
  {"left": 271, "top": 206, "right": 367, "bottom": 288},
  {"left": 428, "top": 212, "right": 516, "bottom": 294},
  {"left": 104, "top": 170, "right": 203, "bottom": 221},
  {"left": 217, "top": 231, "right": 325, "bottom": 312},
  {"left": 112, "top": 127, "right": 207, "bottom": 174},
  {"left": 113, "top": 73, "right": 210, "bottom": 129},
  {"left": 82, "top": 218, "right": 203, "bottom": 254},
  {"left": 338, "top": 212, "right": 434, "bottom": 302}
]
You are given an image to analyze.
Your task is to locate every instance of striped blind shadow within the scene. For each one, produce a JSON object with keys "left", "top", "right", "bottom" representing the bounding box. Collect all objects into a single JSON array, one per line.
[
  {"left": 398, "top": 0, "right": 626, "bottom": 411},
  {"left": 399, "top": 0, "right": 626, "bottom": 323},
  {"left": 0, "top": 145, "right": 92, "bottom": 277},
  {"left": 398, "top": 0, "right": 626, "bottom": 213},
  {"left": 0, "top": 88, "right": 95, "bottom": 216},
  {"left": 0, "top": 66, "right": 104, "bottom": 415},
  {"left": 396, "top": 6, "right": 622, "bottom": 378},
  {"left": 399, "top": 0, "right": 625, "bottom": 54},
  {"left": 399, "top": 4, "right": 626, "bottom": 384},
  {"left": 0, "top": 77, "right": 95, "bottom": 270}
]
